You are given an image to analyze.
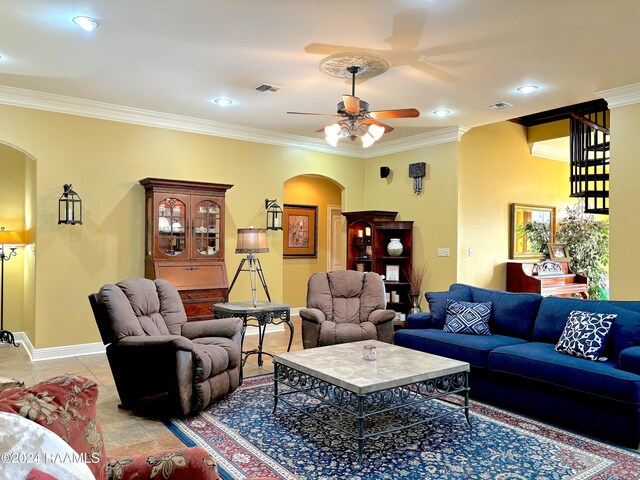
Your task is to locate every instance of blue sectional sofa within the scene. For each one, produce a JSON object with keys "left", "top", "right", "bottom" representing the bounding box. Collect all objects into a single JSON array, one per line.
[{"left": 394, "top": 283, "right": 640, "bottom": 447}]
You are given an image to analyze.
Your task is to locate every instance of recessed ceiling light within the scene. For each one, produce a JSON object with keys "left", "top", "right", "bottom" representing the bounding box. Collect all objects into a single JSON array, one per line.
[
  {"left": 432, "top": 109, "right": 451, "bottom": 117},
  {"left": 516, "top": 84, "right": 540, "bottom": 94},
  {"left": 213, "top": 98, "right": 234, "bottom": 106},
  {"left": 72, "top": 16, "right": 99, "bottom": 31}
]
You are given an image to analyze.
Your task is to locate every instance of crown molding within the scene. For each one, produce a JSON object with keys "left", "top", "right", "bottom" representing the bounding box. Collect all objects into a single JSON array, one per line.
[
  {"left": 596, "top": 82, "right": 640, "bottom": 108},
  {"left": 362, "top": 125, "right": 470, "bottom": 158},
  {"left": 530, "top": 142, "right": 568, "bottom": 162},
  {"left": 0, "top": 84, "right": 466, "bottom": 158},
  {"left": 0, "top": 85, "right": 366, "bottom": 157}
]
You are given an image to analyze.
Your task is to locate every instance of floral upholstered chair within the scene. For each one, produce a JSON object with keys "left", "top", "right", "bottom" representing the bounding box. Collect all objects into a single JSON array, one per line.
[{"left": 0, "top": 374, "right": 221, "bottom": 480}]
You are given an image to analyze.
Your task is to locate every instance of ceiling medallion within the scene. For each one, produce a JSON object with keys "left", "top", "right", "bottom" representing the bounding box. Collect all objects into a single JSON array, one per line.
[{"left": 319, "top": 52, "right": 390, "bottom": 80}]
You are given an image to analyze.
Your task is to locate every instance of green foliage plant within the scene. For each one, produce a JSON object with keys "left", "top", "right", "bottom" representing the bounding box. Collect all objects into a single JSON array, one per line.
[{"left": 554, "top": 202, "right": 609, "bottom": 299}]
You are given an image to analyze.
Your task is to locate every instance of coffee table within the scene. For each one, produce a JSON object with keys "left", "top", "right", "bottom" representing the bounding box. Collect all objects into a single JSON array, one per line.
[{"left": 272, "top": 340, "right": 471, "bottom": 463}]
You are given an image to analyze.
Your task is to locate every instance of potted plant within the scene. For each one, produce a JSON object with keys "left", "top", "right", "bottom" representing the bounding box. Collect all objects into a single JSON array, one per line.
[
  {"left": 407, "top": 261, "right": 430, "bottom": 314},
  {"left": 555, "top": 202, "right": 609, "bottom": 299}
]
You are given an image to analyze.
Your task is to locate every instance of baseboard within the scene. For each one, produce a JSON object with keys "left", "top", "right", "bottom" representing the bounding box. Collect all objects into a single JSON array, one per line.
[{"left": 13, "top": 332, "right": 106, "bottom": 362}]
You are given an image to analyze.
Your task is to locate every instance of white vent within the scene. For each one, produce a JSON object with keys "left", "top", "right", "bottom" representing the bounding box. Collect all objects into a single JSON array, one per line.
[
  {"left": 255, "top": 83, "right": 281, "bottom": 93},
  {"left": 488, "top": 102, "right": 513, "bottom": 110}
]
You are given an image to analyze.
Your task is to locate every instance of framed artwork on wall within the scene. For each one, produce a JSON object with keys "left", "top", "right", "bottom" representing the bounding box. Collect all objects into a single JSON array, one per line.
[{"left": 283, "top": 204, "right": 318, "bottom": 258}]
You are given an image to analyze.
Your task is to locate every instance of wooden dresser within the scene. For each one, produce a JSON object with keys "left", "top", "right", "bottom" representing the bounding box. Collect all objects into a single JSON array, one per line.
[
  {"left": 139, "top": 178, "right": 233, "bottom": 321},
  {"left": 507, "top": 261, "right": 588, "bottom": 299}
]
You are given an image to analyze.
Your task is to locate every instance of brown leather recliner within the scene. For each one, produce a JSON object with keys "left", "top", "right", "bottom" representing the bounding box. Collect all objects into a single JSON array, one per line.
[
  {"left": 89, "top": 278, "right": 242, "bottom": 417},
  {"left": 300, "top": 270, "right": 396, "bottom": 349}
]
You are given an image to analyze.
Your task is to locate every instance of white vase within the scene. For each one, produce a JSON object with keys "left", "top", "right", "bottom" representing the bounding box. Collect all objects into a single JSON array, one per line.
[{"left": 387, "top": 238, "right": 403, "bottom": 257}]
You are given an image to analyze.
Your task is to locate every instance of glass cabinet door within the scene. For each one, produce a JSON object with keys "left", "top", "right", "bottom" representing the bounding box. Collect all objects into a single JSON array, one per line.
[
  {"left": 157, "top": 197, "right": 187, "bottom": 257},
  {"left": 193, "top": 200, "right": 220, "bottom": 257}
]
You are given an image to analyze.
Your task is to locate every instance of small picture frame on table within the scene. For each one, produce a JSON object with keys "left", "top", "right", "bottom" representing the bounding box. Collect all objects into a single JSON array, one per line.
[
  {"left": 385, "top": 265, "right": 400, "bottom": 282},
  {"left": 547, "top": 243, "right": 571, "bottom": 262}
]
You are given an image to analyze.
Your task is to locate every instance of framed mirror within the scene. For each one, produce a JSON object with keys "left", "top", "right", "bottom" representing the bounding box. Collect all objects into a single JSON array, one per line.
[{"left": 510, "top": 203, "right": 556, "bottom": 259}]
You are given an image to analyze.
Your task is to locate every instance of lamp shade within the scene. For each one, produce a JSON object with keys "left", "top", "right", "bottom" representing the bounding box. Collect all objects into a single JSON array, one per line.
[
  {"left": 235, "top": 227, "right": 269, "bottom": 254},
  {"left": 0, "top": 228, "right": 23, "bottom": 246}
]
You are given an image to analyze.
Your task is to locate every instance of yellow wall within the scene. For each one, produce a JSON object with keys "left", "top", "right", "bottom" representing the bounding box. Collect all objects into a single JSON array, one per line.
[
  {"left": 282, "top": 175, "right": 342, "bottom": 307},
  {"left": 0, "top": 104, "right": 365, "bottom": 348},
  {"left": 363, "top": 142, "right": 459, "bottom": 295},
  {"left": 609, "top": 103, "right": 640, "bottom": 299},
  {"left": 457, "top": 121, "right": 575, "bottom": 289},
  {"left": 22, "top": 154, "right": 37, "bottom": 342}
]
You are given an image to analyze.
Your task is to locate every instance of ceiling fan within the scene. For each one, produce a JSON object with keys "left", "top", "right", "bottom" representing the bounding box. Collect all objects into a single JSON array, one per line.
[{"left": 287, "top": 66, "right": 420, "bottom": 148}]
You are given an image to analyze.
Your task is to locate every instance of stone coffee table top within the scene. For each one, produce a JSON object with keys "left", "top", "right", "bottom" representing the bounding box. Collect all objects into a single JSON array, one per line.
[{"left": 273, "top": 340, "right": 469, "bottom": 395}]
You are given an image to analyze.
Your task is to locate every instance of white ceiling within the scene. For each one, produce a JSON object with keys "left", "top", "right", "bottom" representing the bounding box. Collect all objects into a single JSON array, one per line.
[{"left": 1, "top": 0, "right": 639, "bottom": 155}]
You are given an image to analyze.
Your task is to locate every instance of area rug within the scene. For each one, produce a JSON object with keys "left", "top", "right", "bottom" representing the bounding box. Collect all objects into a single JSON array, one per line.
[{"left": 167, "top": 375, "right": 640, "bottom": 480}]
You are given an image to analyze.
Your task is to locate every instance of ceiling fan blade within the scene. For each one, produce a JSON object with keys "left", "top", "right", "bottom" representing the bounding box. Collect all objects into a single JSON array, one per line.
[
  {"left": 286, "top": 111, "right": 340, "bottom": 116},
  {"left": 363, "top": 119, "right": 394, "bottom": 133},
  {"left": 342, "top": 95, "right": 361, "bottom": 114},
  {"left": 368, "top": 108, "right": 420, "bottom": 119}
]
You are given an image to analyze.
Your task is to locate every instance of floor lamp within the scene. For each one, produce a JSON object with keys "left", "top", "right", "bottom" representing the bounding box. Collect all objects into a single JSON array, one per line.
[
  {"left": 228, "top": 227, "right": 271, "bottom": 307},
  {"left": 0, "top": 227, "right": 23, "bottom": 347}
]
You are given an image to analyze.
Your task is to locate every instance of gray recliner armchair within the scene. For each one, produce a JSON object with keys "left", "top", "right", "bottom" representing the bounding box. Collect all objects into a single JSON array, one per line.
[
  {"left": 300, "top": 270, "right": 396, "bottom": 349},
  {"left": 89, "top": 278, "right": 242, "bottom": 417}
]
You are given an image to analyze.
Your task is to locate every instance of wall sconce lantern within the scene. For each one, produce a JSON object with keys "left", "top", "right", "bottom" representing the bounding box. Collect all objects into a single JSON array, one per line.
[
  {"left": 265, "top": 199, "right": 283, "bottom": 231},
  {"left": 58, "top": 184, "right": 83, "bottom": 225}
]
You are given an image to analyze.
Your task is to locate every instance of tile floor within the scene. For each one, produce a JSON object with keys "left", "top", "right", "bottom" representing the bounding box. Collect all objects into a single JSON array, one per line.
[{"left": 0, "top": 316, "right": 303, "bottom": 457}]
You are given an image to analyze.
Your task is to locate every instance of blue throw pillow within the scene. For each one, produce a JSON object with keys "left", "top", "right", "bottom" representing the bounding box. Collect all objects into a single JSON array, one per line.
[
  {"left": 426, "top": 288, "right": 472, "bottom": 329},
  {"left": 443, "top": 299, "right": 492, "bottom": 335},
  {"left": 555, "top": 310, "right": 616, "bottom": 361}
]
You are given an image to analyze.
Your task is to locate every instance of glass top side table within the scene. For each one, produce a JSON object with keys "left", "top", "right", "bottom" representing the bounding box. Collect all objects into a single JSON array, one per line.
[{"left": 212, "top": 301, "right": 294, "bottom": 371}]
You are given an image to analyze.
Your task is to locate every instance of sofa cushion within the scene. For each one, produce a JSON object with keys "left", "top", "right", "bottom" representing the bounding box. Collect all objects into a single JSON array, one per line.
[
  {"left": 555, "top": 310, "right": 616, "bottom": 361},
  {"left": 443, "top": 299, "right": 492, "bottom": 335},
  {"left": 599, "top": 304, "right": 640, "bottom": 359},
  {"left": 488, "top": 342, "right": 640, "bottom": 404},
  {"left": 394, "top": 328, "right": 527, "bottom": 368},
  {"left": 0, "top": 374, "right": 106, "bottom": 480},
  {"left": 533, "top": 297, "right": 640, "bottom": 358},
  {"left": 451, "top": 284, "right": 543, "bottom": 340},
  {"left": 425, "top": 288, "right": 472, "bottom": 328}
]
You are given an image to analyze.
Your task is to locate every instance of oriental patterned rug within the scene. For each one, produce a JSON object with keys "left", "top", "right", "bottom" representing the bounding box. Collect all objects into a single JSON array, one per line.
[{"left": 166, "top": 375, "right": 640, "bottom": 480}]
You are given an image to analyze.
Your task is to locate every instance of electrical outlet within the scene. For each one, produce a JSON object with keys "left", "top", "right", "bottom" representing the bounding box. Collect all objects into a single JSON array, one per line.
[
  {"left": 437, "top": 247, "right": 450, "bottom": 257},
  {"left": 468, "top": 247, "right": 473, "bottom": 257}
]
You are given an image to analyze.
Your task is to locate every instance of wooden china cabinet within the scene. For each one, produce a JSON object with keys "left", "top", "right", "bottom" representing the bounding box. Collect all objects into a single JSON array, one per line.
[
  {"left": 139, "top": 178, "right": 233, "bottom": 321},
  {"left": 342, "top": 210, "right": 414, "bottom": 314}
]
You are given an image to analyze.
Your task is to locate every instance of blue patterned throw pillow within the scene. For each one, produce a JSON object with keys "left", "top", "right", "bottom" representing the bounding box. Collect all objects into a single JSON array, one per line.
[
  {"left": 555, "top": 310, "right": 617, "bottom": 361},
  {"left": 443, "top": 299, "right": 492, "bottom": 335}
]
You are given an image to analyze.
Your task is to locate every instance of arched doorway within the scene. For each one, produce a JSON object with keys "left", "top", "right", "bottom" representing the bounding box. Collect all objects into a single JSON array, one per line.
[
  {"left": 0, "top": 141, "right": 37, "bottom": 343},
  {"left": 282, "top": 174, "right": 344, "bottom": 308}
]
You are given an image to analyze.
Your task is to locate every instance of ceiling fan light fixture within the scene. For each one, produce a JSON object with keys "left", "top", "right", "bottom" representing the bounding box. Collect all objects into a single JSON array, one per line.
[
  {"left": 325, "top": 123, "right": 341, "bottom": 136},
  {"left": 368, "top": 124, "right": 385, "bottom": 141},
  {"left": 361, "top": 132, "right": 375, "bottom": 148},
  {"left": 325, "top": 134, "right": 340, "bottom": 147}
]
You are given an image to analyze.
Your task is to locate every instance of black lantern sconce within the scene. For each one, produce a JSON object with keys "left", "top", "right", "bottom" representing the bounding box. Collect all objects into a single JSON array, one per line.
[
  {"left": 58, "top": 184, "right": 83, "bottom": 225},
  {"left": 265, "top": 199, "right": 283, "bottom": 231}
]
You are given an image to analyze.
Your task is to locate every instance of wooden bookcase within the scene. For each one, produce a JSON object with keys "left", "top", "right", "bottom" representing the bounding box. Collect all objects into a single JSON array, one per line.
[
  {"left": 139, "top": 178, "right": 233, "bottom": 321},
  {"left": 342, "top": 211, "right": 413, "bottom": 314}
]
